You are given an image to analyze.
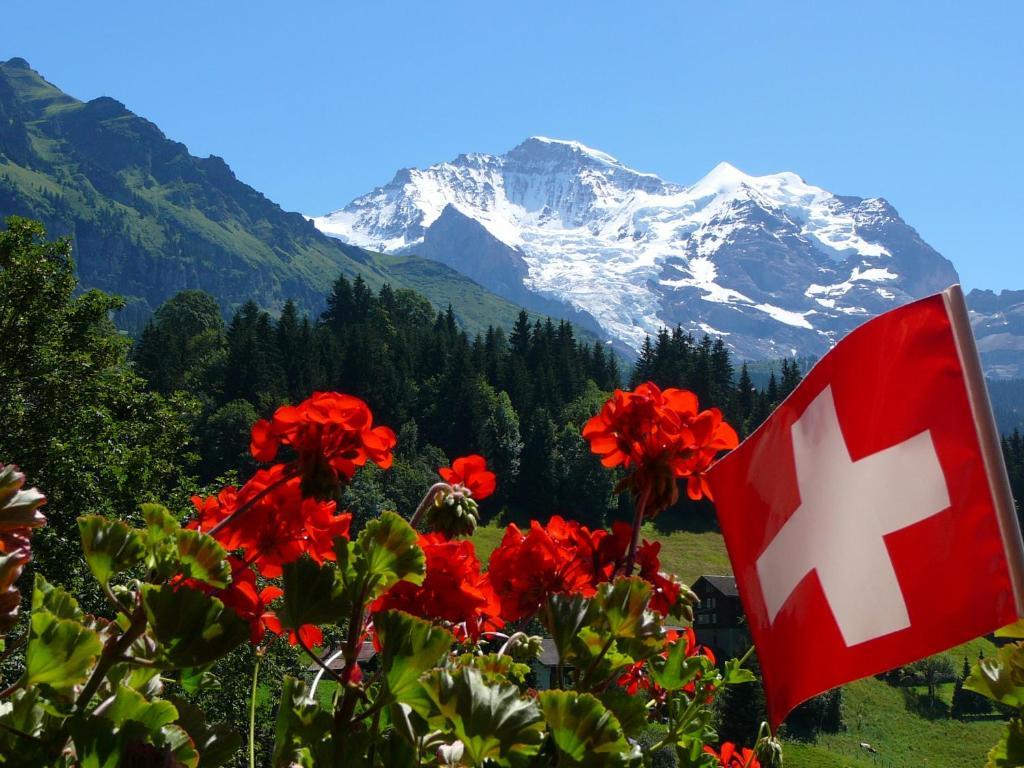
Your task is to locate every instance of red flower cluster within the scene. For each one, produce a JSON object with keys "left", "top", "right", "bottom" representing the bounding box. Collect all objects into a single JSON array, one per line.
[
  {"left": 371, "top": 532, "right": 501, "bottom": 640},
  {"left": 251, "top": 392, "right": 397, "bottom": 498},
  {"left": 189, "top": 465, "right": 351, "bottom": 579},
  {"left": 582, "top": 382, "right": 738, "bottom": 515},
  {"left": 182, "top": 393, "right": 392, "bottom": 647},
  {"left": 439, "top": 454, "right": 496, "bottom": 500},
  {"left": 488, "top": 516, "right": 604, "bottom": 621},
  {"left": 486, "top": 517, "right": 689, "bottom": 622},
  {"left": 704, "top": 743, "right": 761, "bottom": 768}
]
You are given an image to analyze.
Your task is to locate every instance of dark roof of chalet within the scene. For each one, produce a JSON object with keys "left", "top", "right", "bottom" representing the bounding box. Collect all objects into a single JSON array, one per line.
[
  {"left": 693, "top": 575, "right": 739, "bottom": 597},
  {"left": 306, "top": 641, "right": 377, "bottom": 672},
  {"left": 538, "top": 638, "right": 561, "bottom": 666}
]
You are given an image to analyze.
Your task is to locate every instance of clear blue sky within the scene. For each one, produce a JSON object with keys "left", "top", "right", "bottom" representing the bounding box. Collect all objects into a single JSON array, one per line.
[{"left": 4, "top": 0, "right": 1022, "bottom": 290}]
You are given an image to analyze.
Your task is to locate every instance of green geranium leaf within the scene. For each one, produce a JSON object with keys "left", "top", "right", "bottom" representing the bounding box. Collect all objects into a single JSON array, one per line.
[
  {"left": 723, "top": 656, "right": 756, "bottom": 685},
  {"left": 355, "top": 511, "right": 424, "bottom": 596},
  {"left": 966, "top": 644, "right": 1024, "bottom": 708},
  {"left": 160, "top": 723, "right": 201, "bottom": 768},
  {"left": 421, "top": 666, "right": 544, "bottom": 766},
  {"left": 280, "top": 556, "right": 349, "bottom": 630},
  {"left": 78, "top": 515, "right": 145, "bottom": 587},
  {"left": 595, "top": 577, "right": 660, "bottom": 644},
  {"left": 376, "top": 610, "right": 454, "bottom": 704},
  {"left": 597, "top": 687, "right": 650, "bottom": 739},
  {"left": 540, "top": 690, "right": 642, "bottom": 767},
  {"left": 176, "top": 529, "right": 231, "bottom": 589},
  {"left": 0, "top": 688, "right": 46, "bottom": 757},
  {"left": 178, "top": 667, "right": 220, "bottom": 696},
  {"left": 142, "top": 503, "right": 182, "bottom": 578},
  {"left": 570, "top": 627, "right": 633, "bottom": 686},
  {"left": 69, "top": 716, "right": 124, "bottom": 768},
  {"left": 24, "top": 609, "right": 102, "bottom": 691},
  {"left": 107, "top": 633, "right": 163, "bottom": 697},
  {"left": 141, "top": 584, "right": 248, "bottom": 668},
  {"left": 649, "top": 639, "right": 707, "bottom": 692},
  {"left": 104, "top": 685, "right": 179, "bottom": 732},
  {"left": 997, "top": 620, "right": 1024, "bottom": 639},
  {"left": 272, "top": 676, "right": 334, "bottom": 768},
  {"left": 32, "top": 572, "right": 83, "bottom": 620},
  {"left": 142, "top": 503, "right": 179, "bottom": 540},
  {"left": 70, "top": 717, "right": 200, "bottom": 768},
  {"left": 987, "top": 717, "right": 1024, "bottom": 767},
  {"left": 541, "top": 593, "right": 596, "bottom": 665},
  {"left": 168, "top": 695, "right": 242, "bottom": 768}
]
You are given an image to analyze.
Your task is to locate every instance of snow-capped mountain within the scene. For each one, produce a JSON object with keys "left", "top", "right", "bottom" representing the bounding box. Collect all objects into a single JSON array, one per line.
[{"left": 314, "top": 137, "right": 961, "bottom": 360}]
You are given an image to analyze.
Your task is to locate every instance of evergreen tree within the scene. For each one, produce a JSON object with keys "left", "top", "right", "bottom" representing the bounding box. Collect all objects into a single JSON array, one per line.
[
  {"left": 632, "top": 335, "right": 655, "bottom": 386},
  {"left": 737, "top": 364, "right": 754, "bottom": 431},
  {"left": 514, "top": 408, "right": 560, "bottom": 522},
  {"left": 951, "top": 656, "right": 992, "bottom": 719},
  {"left": 322, "top": 274, "right": 356, "bottom": 332}
]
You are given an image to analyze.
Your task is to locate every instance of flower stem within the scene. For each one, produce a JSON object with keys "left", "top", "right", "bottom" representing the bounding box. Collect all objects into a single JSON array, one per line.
[
  {"left": 333, "top": 580, "right": 372, "bottom": 754},
  {"left": 408, "top": 482, "right": 452, "bottom": 530},
  {"left": 74, "top": 602, "right": 147, "bottom": 713},
  {"left": 249, "top": 650, "right": 262, "bottom": 768},
  {"left": 297, "top": 635, "right": 341, "bottom": 684},
  {"left": 623, "top": 486, "right": 651, "bottom": 576},
  {"left": 207, "top": 465, "right": 299, "bottom": 538}
]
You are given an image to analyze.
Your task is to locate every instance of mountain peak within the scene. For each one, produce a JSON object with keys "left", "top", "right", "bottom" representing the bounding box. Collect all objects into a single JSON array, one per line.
[
  {"left": 517, "top": 136, "right": 622, "bottom": 166},
  {"left": 2, "top": 57, "right": 32, "bottom": 70},
  {"left": 690, "top": 161, "right": 752, "bottom": 195}
]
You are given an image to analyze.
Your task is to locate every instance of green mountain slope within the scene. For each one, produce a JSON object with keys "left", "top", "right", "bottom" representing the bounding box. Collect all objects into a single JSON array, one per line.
[{"left": 0, "top": 57, "right": 539, "bottom": 337}]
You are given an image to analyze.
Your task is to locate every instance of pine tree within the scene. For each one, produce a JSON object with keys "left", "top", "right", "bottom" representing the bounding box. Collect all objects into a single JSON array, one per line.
[
  {"left": 737, "top": 363, "right": 754, "bottom": 430},
  {"left": 276, "top": 299, "right": 302, "bottom": 400},
  {"left": 632, "top": 335, "right": 655, "bottom": 386},
  {"left": 322, "top": 274, "right": 356, "bottom": 332}
]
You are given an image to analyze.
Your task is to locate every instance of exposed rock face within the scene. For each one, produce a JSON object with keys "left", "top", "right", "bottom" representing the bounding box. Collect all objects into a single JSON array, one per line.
[{"left": 967, "top": 289, "right": 1024, "bottom": 379}]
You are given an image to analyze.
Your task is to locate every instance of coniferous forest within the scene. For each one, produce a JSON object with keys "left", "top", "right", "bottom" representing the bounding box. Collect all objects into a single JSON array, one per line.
[{"left": 130, "top": 272, "right": 810, "bottom": 537}]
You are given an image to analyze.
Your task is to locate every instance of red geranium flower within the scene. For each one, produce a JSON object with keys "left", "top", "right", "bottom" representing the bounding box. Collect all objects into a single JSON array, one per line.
[
  {"left": 439, "top": 454, "right": 496, "bottom": 500},
  {"left": 261, "top": 614, "right": 324, "bottom": 649},
  {"left": 250, "top": 392, "right": 397, "bottom": 498},
  {"left": 704, "top": 743, "right": 761, "bottom": 768},
  {"left": 634, "top": 539, "right": 685, "bottom": 616},
  {"left": 218, "top": 558, "right": 282, "bottom": 644},
  {"left": 487, "top": 516, "right": 601, "bottom": 621},
  {"left": 371, "top": 532, "right": 501, "bottom": 640},
  {"left": 188, "top": 465, "right": 352, "bottom": 579},
  {"left": 582, "top": 382, "right": 738, "bottom": 516}
]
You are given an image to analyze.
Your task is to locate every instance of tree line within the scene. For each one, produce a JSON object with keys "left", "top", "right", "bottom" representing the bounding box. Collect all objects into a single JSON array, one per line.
[{"left": 132, "top": 275, "right": 809, "bottom": 532}]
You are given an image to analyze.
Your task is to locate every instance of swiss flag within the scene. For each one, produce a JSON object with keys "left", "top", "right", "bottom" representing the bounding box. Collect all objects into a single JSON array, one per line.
[{"left": 706, "top": 286, "right": 1024, "bottom": 729}]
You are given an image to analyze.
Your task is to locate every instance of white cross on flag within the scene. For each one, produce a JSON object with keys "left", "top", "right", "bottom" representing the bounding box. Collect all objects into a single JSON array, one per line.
[{"left": 706, "top": 286, "right": 1024, "bottom": 729}]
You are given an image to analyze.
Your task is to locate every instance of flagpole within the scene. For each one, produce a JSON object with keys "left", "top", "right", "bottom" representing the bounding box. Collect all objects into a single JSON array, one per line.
[{"left": 942, "top": 284, "right": 1024, "bottom": 617}]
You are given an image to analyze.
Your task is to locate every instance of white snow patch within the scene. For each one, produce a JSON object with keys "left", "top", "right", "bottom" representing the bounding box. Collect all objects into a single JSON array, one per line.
[{"left": 754, "top": 303, "right": 814, "bottom": 330}]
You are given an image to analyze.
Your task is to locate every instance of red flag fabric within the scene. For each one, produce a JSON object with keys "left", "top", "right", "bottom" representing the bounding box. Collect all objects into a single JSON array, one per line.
[{"left": 706, "top": 286, "right": 1024, "bottom": 729}]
